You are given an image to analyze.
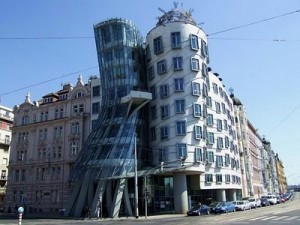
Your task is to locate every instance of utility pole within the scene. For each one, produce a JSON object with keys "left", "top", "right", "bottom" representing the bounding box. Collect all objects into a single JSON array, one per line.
[{"left": 134, "top": 133, "right": 139, "bottom": 218}]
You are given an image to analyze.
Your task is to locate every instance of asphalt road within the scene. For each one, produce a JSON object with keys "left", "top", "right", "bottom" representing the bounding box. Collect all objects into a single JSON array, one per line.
[{"left": 1, "top": 192, "right": 299, "bottom": 225}]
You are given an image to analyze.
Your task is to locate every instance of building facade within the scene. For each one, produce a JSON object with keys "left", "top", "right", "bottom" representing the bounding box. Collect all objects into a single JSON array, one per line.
[
  {"left": 0, "top": 105, "right": 13, "bottom": 210},
  {"left": 275, "top": 154, "right": 287, "bottom": 194},
  {"left": 5, "top": 77, "right": 91, "bottom": 214}
]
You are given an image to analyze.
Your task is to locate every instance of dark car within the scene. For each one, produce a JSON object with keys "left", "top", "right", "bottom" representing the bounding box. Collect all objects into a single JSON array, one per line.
[
  {"left": 215, "top": 202, "right": 236, "bottom": 214},
  {"left": 260, "top": 197, "right": 270, "bottom": 207},
  {"left": 209, "top": 202, "right": 220, "bottom": 214},
  {"left": 187, "top": 204, "right": 211, "bottom": 216}
]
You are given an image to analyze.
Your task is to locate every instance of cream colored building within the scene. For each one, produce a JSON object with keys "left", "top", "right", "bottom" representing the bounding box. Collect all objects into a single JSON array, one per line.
[
  {"left": 0, "top": 105, "right": 13, "bottom": 210},
  {"left": 5, "top": 76, "right": 91, "bottom": 214}
]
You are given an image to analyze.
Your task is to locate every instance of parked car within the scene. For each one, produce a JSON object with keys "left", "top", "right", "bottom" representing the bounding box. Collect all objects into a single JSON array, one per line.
[
  {"left": 209, "top": 202, "right": 220, "bottom": 214},
  {"left": 248, "top": 198, "right": 261, "bottom": 208},
  {"left": 263, "top": 195, "right": 277, "bottom": 205},
  {"left": 232, "top": 200, "right": 251, "bottom": 211},
  {"left": 187, "top": 204, "right": 211, "bottom": 216},
  {"left": 215, "top": 202, "right": 236, "bottom": 214},
  {"left": 260, "top": 197, "right": 270, "bottom": 207}
]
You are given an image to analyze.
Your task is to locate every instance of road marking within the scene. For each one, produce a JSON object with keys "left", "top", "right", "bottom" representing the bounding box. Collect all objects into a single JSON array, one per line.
[
  {"left": 261, "top": 216, "right": 278, "bottom": 220},
  {"left": 250, "top": 216, "right": 268, "bottom": 221},
  {"left": 272, "top": 216, "right": 289, "bottom": 220},
  {"left": 284, "top": 216, "right": 299, "bottom": 220}
]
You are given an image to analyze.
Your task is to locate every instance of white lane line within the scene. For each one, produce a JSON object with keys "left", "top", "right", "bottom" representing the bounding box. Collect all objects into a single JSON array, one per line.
[
  {"left": 261, "top": 216, "right": 278, "bottom": 221},
  {"left": 272, "top": 216, "right": 289, "bottom": 220},
  {"left": 250, "top": 216, "right": 268, "bottom": 221},
  {"left": 284, "top": 216, "right": 299, "bottom": 220}
]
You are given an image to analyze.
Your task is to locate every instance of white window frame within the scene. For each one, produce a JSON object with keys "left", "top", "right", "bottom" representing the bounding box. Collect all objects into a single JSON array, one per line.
[
  {"left": 192, "top": 82, "right": 201, "bottom": 96},
  {"left": 193, "top": 103, "right": 202, "bottom": 117},
  {"left": 191, "top": 57, "right": 200, "bottom": 71},
  {"left": 191, "top": 34, "right": 199, "bottom": 50},
  {"left": 194, "top": 125, "right": 202, "bottom": 140}
]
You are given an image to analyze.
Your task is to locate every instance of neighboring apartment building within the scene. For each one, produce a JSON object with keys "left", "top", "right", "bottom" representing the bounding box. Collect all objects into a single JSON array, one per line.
[
  {"left": 0, "top": 105, "right": 13, "bottom": 209},
  {"left": 5, "top": 76, "right": 91, "bottom": 214},
  {"left": 275, "top": 153, "right": 287, "bottom": 194},
  {"left": 89, "top": 75, "right": 101, "bottom": 131}
]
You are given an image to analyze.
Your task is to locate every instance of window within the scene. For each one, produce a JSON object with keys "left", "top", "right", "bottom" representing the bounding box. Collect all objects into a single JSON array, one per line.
[
  {"left": 205, "top": 174, "right": 213, "bottom": 183},
  {"left": 70, "top": 141, "right": 79, "bottom": 156},
  {"left": 221, "top": 103, "right": 226, "bottom": 114},
  {"left": 195, "top": 147, "right": 203, "bottom": 162},
  {"left": 202, "top": 83, "right": 208, "bottom": 97},
  {"left": 157, "top": 59, "right": 167, "bottom": 75},
  {"left": 176, "top": 121, "right": 186, "bottom": 135},
  {"left": 206, "top": 96, "right": 212, "bottom": 108},
  {"left": 217, "top": 119, "right": 223, "bottom": 131},
  {"left": 160, "top": 84, "right": 169, "bottom": 98},
  {"left": 159, "top": 147, "right": 168, "bottom": 162},
  {"left": 75, "top": 92, "right": 84, "bottom": 98},
  {"left": 177, "top": 143, "right": 187, "bottom": 158},
  {"left": 191, "top": 82, "right": 201, "bottom": 96},
  {"left": 194, "top": 125, "right": 203, "bottom": 140},
  {"left": 224, "top": 119, "right": 228, "bottom": 130},
  {"left": 212, "top": 83, "right": 218, "bottom": 94},
  {"left": 175, "top": 99, "right": 185, "bottom": 113},
  {"left": 191, "top": 58, "right": 200, "bottom": 71},
  {"left": 150, "top": 127, "right": 156, "bottom": 141},
  {"left": 217, "top": 137, "right": 223, "bottom": 149},
  {"left": 203, "top": 125, "right": 208, "bottom": 140},
  {"left": 149, "top": 86, "right": 156, "bottom": 99},
  {"left": 174, "top": 78, "right": 184, "bottom": 92},
  {"left": 202, "top": 63, "right": 208, "bottom": 77},
  {"left": 225, "top": 154, "right": 230, "bottom": 166},
  {"left": 225, "top": 136, "right": 229, "bottom": 148},
  {"left": 92, "top": 85, "right": 100, "bottom": 97},
  {"left": 215, "top": 102, "right": 221, "bottom": 113},
  {"left": 2, "top": 158, "right": 7, "bottom": 165},
  {"left": 216, "top": 155, "right": 223, "bottom": 167},
  {"left": 154, "top": 36, "right": 163, "bottom": 55},
  {"left": 207, "top": 114, "right": 214, "bottom": 126},
  {"left": 191, "top": 34, "right": 199, "bottom": 50},
  {"left": 71, "top": 122, "right": 80, "bottom": 134},
  {"left": 161, "top": 105, "right": 170, "bottom": 119},
  {"left": 207, "top": 132, "right": 214, "bottom": 144},
  {"left": 92, "top": 102, "right": 100, "bottom": 114},
  {"left": 193, "top": 103, "right": 202, "bottom": 117},
  {"left": 160, "top": 126, "right": 169, "bottom": 140},
  {"left": 173, "top": 57, "right": 183, "bottom": 70},
  {"left": 171, "top": 32, "right": 181, "bottom": 48},
  {"left": 147, "top": 66, "right": 155, "bottom": 81},
  {"left": 150, "top": 106, "right": 157, "bottom": 120},
  {"left": 216, "top": 174, "right": 223, "bottom": 183},
  {"left": 201, "top": 39, "right": 209, "bottom": 57},
  {"left": 225, "top": 174, "right": 231, "bottom": 183},
  {"left": 206, "top": 151, "right": 214, "bottom": 163}
]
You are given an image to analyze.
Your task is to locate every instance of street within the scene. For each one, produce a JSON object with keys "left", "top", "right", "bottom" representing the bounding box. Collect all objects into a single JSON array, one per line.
[{"left": 1, "top": 193, "right": 300, "bottom": 225}]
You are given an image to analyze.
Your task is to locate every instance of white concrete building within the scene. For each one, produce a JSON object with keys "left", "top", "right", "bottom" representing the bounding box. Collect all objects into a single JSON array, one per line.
[{"left": 146, "top": 7, "right": 242, "bottom": 213}]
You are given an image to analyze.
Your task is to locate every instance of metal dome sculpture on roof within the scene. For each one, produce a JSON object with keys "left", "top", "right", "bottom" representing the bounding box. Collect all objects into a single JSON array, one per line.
[{"left": 156, "top": 2, "right": 196, "bottom": 26}]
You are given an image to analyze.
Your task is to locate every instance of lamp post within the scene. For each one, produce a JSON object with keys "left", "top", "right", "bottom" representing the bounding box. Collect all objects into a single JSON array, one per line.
[{"left": 134, "top": 132, "right": 139, "bottom": 218}]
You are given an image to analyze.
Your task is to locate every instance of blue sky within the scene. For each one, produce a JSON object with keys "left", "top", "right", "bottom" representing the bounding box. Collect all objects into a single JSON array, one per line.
[{"left": 1, "top": 0, "right": 300, "bottom": 185}]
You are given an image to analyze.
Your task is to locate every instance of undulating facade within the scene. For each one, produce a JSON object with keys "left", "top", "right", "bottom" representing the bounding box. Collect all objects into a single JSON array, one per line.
[
  {"left": 5, "top": 78, "right": 91, "bottom": 214},
  {"left": 0, "top": 105, "right": 13, "bottom": 209}
]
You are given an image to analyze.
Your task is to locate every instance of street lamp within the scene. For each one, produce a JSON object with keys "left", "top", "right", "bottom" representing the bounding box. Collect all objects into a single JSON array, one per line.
[{"left": 134, "top": 132, "right": 139, "bottom": 219}]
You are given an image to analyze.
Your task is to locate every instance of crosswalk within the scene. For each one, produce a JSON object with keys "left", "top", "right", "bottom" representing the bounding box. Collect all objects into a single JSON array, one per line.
[{"left": 249, "top": 215, "right": 300, "bottom": 221}]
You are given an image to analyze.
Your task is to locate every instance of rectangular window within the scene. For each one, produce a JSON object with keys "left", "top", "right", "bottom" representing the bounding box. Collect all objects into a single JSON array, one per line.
[
  {"left": 191, "top": 58, "right": 200, "bottom": 71},
  {"left": 212, "top": 83, "right": 218, "bottom": 94},
  {"left": 202, "top": 83, "right": 208, "bottom": 97},
  {"left": 192, "top": 82, "right": 201, "bottom": 96},
  {"left": 92, "top": 102, "right": 100, "bottom": 114},
  {"left": 201, "top": 39, "right": 208, "bottom": 57},
  {"left": 207, "top": 114, "right": 214, "bottom": 126},
  {"left": 215, "top": 102, "right": 221, "bottom": 113},
  {"left": 207, "top": 132, "right": 214, "bottom": 144},
  {"left": 195, "top": 147, "right": 203, "bottom": 162},
  {"left": 174, "top": 78, "right": 184, "bottom": 92},
  {"left": 207, "top": 151, "right": 214, "bottom": 163},
  {"left": 160, "top": 84, "right": 169, "bottom": 98},
  {"left": 224, "top": 119, "right": 228, "bottom": 130},
  {"left": 205, "top": 174, "right": 213, "bottom": 183},
  {"left": 149, "top": 86, "right": 156, "bottom": 99},
  {"left": 154, "top": 36, "right": 163, "bottom": 55},
  {"left": 216, "top": 155, "right": 223, "bottom": 167},
  {"left": 176, "top": 121, "right": 186, "bottom": 135},
  {"left": 150, "top": 106, "right": 157, "bottom": 120},
  {"left": 177, "top": 143, "right": 187, "bottom": 158},
  {"left": 147, "top": 66, "right": 155, "bottom": 81},
  {"left": 175, "top": 99, "right": 185, "bottom": 113},
  {"left": 216, "top": 174, "right": 223, "bottom": 183},
  {"left": 161, "top": 105, "right": 170, "bottom": 119},
  {"left": 173, "top": 57, "right": 183, "bottom": 70},
  {"left": 225, "top": 136, "right": 229, "bottom": 148},
  {"left": 202, "top": 63, "right": 208, "bottom": 77},
  {"left": 191, "top": 34, "right": 199, "bottom": 50},
  {"left": 160, "top": 126, "right": 169, "bottom": 140},
  {"left": 217, "top": 119, "right": 223, "bottom": 131},
  {"left": 206, "top": 96, "right": 212, "bottom": 108},
  {"left": 92, "top": 85, "right": 100, "bottom": 97},
  {"left": 217, "top": 137, "right": 224, "bottom": 149},
  {"left": 221, "top": 103, "right": 226, "bottom": 114},
  {"left": 157, "top": 59, "right": 167, "bottom": 75},
  {"left": 225, "top": 174, "right": 231, "bottom": 183},
  {"left": 171, "top": 32, "right": 181, "bottom": 48},
  {"left": 194, "top": 125, "right": 203, "bottom": 140},
  {"left": 150, "top": 127, "right": 156, "bottom": 141},
  {"left": 225, "top": 154, "right": 230, "bottom": 166},
  {"left": 159, "top": 147, "right": 168, "bottom": 162},
  {"left": 193, "top": 103, "right": 202, "bottom": 117}
]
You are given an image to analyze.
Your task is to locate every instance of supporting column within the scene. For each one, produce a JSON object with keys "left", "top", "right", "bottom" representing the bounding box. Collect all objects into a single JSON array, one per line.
[
  {"left": 173, "top": 173, "right": 188, "bottom": 214},
  {"left": 110, "top": 178, "right": 126, "bottom": 218},
  {"left": 227, "top": 189, "right": 236, "bottom": 201},
  {"left": 216, "top": 189, "right": 226, "bottom": 202}
]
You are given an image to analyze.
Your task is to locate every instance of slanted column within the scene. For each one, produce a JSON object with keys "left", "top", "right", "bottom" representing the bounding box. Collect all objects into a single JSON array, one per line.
[
  {"left": 216, "top": 189, "right": 226, "bottom": 202},
  {"left": 173, "top": 173, "right": 188, "bottom": 214}
]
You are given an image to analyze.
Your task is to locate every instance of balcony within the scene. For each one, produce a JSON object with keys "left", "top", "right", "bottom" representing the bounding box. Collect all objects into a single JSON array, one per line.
[
  {"left": 121, "top": 90, "right": 152, "bottom": 116},
  {"left": 0, "top": 113, "right": 13, "bottom": 122},
  {"left": 0, "top": 138, "right": 10, "bottom": 146}
]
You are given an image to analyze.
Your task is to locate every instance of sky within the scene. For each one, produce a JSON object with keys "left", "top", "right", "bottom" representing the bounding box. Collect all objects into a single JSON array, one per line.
[{"left": 1, "top": 0, "right": 300, "bottom": 185}]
